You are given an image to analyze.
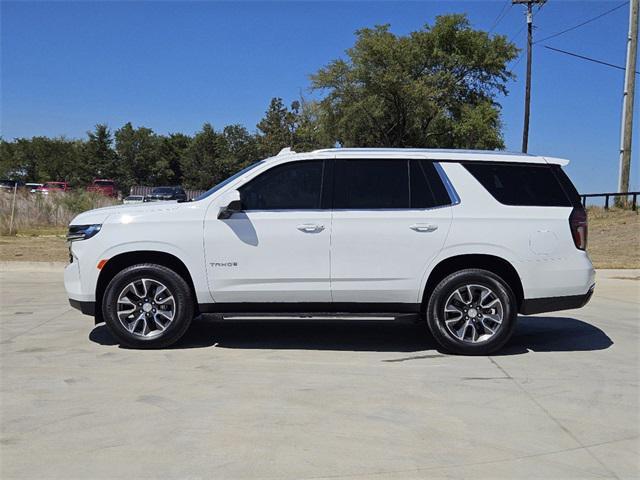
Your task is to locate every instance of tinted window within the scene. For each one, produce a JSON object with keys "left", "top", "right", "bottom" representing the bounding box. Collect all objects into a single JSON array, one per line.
[
  {"left": 240, "top": 160, "right": 323, "bottom": 210},
  {"left": 410, "top": 160, "right": 452, "bottom": 208},
  {"left": 551, "top": 165, "right": 582, "bottom": 208},
  {"left": 463, "top": 163, "right": 572, "bottom": 207},
  {"left": 334, "top": 160, "right": 409, "bottom": 209},
  {"left": 195, "top": 161, "right": 265, "bottom": 201}
]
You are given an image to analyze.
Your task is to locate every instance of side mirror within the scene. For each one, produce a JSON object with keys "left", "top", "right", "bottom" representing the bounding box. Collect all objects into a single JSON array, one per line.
[{"left": 217, "top": 190, "right": 242, "bottom": 219}]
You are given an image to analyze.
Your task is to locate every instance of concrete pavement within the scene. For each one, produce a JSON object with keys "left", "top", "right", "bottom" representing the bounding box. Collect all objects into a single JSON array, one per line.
[{"left": 1, "top": 265, "right": 638, "bottom": 479}]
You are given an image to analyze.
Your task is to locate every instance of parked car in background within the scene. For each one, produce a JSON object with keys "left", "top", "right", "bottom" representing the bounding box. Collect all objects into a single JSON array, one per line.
[
  {"left": 26, "top": 182, "right": 43, "bottom": 193},
  {"left": 146, "top": 186, "right": 187, "bottom": 202},
  {"left": 35, "top": 181, "right": 71, "bottom": 194},
  {"left": 87, "top": 179, "right": 118, "bottom": 197},
  {"left": 122, "top": 195, "right": 146, "bottom": 204},
  {"left": 0, "top": 179, "right": 25, "bottom": 192}
]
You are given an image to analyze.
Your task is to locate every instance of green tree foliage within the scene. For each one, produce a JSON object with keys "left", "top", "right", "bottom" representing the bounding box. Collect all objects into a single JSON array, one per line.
[
  {"left": 114, "top": 122, "right": 161, "bottom": 191},
  {"left": 81, "top": 125, "right": 118, "bottom": 182},
  {"left": 256, "top": 98, "right": 334, "bottom": 157},
  {"left": 310, "top": 14, "right": 517, "bottom": 148},
  {"left": 0, "top": 136, "right": 83, "bottom": 184},
  {"left": 180, "top": 123, "right": 226, "bottom": 190},
  {"left": 256, "top": 98, "right": 297, "bottom": 157},
  {"left": 155, "top": 133, "right": 191, "bottom": 186}
]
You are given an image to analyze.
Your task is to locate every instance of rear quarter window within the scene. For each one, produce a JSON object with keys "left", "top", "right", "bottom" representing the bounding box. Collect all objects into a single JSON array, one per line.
[{"left": 463, "top": 162, "right": 573, "bottom": 207}]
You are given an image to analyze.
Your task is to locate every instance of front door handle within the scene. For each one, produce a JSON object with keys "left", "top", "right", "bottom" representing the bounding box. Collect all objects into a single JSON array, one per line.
[
  {"left": 410, "top": 223, "right": 438, "bottom": 233},
  {"left": 297, "top": 224, "right": 325, "bottom": 233}
]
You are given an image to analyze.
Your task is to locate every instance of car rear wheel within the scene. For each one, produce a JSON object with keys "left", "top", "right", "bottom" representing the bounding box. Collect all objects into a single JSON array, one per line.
[
  {"left": 426, "top": 269, "right": 517, "bottom": 355},
  {"left": 102, "top": 264, "right": 194, "bottom": 348}
]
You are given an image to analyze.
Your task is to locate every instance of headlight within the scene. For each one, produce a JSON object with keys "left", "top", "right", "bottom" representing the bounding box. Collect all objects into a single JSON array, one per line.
[{"left": 67, "top": 224, "right": 102, "bottom": 242}]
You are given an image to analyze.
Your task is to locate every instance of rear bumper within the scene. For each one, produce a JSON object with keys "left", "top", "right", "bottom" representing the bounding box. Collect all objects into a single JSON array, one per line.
[
  {"left": 69, "top": 299, "right": 96, "bottom": 316},
  {"left": 520, "top": 284, "right": 595, "bottom": 315}
]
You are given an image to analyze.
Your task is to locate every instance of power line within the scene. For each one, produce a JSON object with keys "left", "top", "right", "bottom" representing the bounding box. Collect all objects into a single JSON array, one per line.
[
  {"left": 489, "top": 0, "right": 512, "bottom": 33},
  {"left": 543, "top": 45, "right": 640, "bottom": 74},
  {"left": 534, "top": 1, "right": 629, "bottom": 44}
]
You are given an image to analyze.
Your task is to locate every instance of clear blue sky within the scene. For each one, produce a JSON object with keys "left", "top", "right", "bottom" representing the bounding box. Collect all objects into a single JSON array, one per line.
[{"left": 1, "top": 0, "right": 638, "bottom": 193}]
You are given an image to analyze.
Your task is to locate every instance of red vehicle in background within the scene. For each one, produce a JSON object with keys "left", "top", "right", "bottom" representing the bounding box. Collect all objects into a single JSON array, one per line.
[
  {"left": 86, "top": 179, "right": 118, "bottom": 197},
  {"left": 35, "top": 181, "right": 71, "bottom": 195}
]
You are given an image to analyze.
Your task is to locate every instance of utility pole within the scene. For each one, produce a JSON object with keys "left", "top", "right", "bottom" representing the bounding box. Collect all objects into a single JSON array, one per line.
[
  {"left": 513, "top": 0, "right": 546, "bottom": 153},
  {"left": 617, "top": 0, "right": 638, "bottom": 207}
]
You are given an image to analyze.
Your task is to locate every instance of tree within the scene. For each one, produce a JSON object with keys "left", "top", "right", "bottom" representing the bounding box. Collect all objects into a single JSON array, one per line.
[
  {"left": 180, "top": 123, "right": 226, "bottom": 190},
  {"left": 0, "top": 136, "right": 83, "bottom": 183},
  {"left": 31, "top": 137, "right": 83, "bottom": 184},
  {"left": 291, "top": 99, "right": 334, "bottom": 152},
  {"left": 154, "top": 133, "right": 191, "bottom": 186},
  {"left": 256, "top": 98, "right": 297, "bottom": 157},
  {"left": 310, "top": 15, "right": 518, "bottom": 149},
  {"left": 81, "top": 125, "right": 118, "bottom": 184},
  {"left": 114, "top": 122, "right": 160, "bottom": 191},
  {"left": 256, "top": 97, "right": 333, "bottom": 156}
]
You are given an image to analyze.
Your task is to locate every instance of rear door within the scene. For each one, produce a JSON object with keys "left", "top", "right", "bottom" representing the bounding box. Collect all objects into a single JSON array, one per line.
[{"left": 330, "top": 158, "right": 453, "bottom": 307}]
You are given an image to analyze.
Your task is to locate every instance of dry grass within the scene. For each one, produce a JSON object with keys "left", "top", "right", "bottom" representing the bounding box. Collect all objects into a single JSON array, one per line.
[
  {"left": 0, "top": 190, "right": 117, "bottom": 236},
  {"left": 0, "top": 235, "right": 69, "bottom": 262},
  {"left": 587, "top": 207, "right": 639, "bottom": 269}
]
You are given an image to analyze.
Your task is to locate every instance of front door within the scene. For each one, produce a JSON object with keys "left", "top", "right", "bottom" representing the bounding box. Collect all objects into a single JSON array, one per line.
[
  {"left": 330, "top": 158, "right": 453, "bottom": 306},
  {"left": 204, "top": 159, "right": 331, "bottom": 304}
]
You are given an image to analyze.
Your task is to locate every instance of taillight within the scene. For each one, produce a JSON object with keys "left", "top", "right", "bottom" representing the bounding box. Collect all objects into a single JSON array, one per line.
[{"left": 569, "top": 207, "right": 588, "bottom": 250}]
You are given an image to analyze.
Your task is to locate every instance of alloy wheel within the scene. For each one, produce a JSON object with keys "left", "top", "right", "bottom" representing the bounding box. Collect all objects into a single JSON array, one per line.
[
  {"left": 443, "top": 284, "right": 504, "bottom": 344},
  {"left": 116, "top": 278, "right": 176, "bottom": 338}
]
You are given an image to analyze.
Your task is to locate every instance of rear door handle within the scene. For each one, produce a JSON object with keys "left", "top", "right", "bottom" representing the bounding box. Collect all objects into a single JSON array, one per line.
[
  {"left": 410, "top": 223, "right": 438, "bottom": 232},
  {"left": 297, "top": 224, "right": 325, "bottom": 233}
]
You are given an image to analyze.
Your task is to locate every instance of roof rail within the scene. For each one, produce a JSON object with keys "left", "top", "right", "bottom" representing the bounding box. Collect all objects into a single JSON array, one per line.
[{"left": 277, "top": 147, "right": 295, "bottom": 156}]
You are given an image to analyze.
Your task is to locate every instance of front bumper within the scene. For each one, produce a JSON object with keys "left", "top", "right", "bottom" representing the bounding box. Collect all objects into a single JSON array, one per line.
[
  {"left": 520, "top": 284, "right": 595, "bottom": 315},
  {"left": 69, "top": 299, "right": 96, "bottom": 316}
]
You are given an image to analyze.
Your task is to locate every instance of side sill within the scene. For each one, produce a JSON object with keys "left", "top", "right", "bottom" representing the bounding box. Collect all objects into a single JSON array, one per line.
[
  {"left": 519, "top": 286, "right": 594, "bottom": 315},
  {"left": 198, "top": 302, "right": 421, "bottom": 315},
  {"left": 69, "top": 299, "right": 96, "bottom": 316}
]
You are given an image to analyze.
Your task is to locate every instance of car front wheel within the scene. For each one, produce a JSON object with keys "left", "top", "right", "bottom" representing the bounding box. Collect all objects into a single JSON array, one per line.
[
  {"left": 426, "top": 269, "right": 517, "bottom": 355},
  {"left": 102, "top": 263, "right": 194, "bottom": 348}
]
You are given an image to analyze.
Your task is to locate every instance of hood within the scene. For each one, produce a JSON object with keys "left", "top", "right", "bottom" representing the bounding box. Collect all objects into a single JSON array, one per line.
[{"left": 70, "top": 201, "right": 184, "bottom": 226}]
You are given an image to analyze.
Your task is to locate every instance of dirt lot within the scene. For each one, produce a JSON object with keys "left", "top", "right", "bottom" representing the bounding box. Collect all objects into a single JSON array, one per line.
[
  {"left": 0, "top": 209, "right": 637, "bottom": 267},
  {"left": 0, "top": 234, "right": 68, "bottom": 263},
  {"left": 586, "top": 208, "right": 639, "bottom": 268}
]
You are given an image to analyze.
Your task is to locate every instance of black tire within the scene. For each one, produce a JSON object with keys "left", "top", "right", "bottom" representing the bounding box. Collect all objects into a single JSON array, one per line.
[
  {"left": 102, "top": 263, "right": 194, "bottom": 349},
  {"left": 426, "top": 269, "right": 517, "bottom": 355}
]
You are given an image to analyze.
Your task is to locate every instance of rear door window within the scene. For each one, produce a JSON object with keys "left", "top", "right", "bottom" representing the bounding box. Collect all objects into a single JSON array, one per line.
[
  {"left": 463, "top": 163, "right": 573, "bottom": 207},
  {"left": 333, "top": 159, "right": 453, "bottom": 209},
  {"left": 333, "top": 159, "right": 409, "bottom": 209},
  {"left": 410, "top": 160, "right": 452, "bottom": 209}
]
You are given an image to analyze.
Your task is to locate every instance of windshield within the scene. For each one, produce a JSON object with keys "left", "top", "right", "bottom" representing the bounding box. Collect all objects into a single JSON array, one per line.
[
  {"left": 43, "top": 182, "right": 63, "bottom": 188},
  {"left": 194, "top": 161, "right": 265, "bottom": 201},
  {"left": 94, "top": 180, "right": 114, "bottom": 186}
]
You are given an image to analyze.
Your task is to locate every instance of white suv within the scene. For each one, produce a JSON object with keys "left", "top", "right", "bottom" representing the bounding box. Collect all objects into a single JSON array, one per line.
[{"left": 65, "top": 148, "right": 595, "bottom": 354}]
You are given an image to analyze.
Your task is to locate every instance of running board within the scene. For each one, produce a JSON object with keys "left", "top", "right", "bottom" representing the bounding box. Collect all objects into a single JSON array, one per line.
[
  {"left": 198, "top": 302, "right": 421, "bottom": 315},
  {"left": 216, "top": 313, "right": 420, "bottom": 321}
]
